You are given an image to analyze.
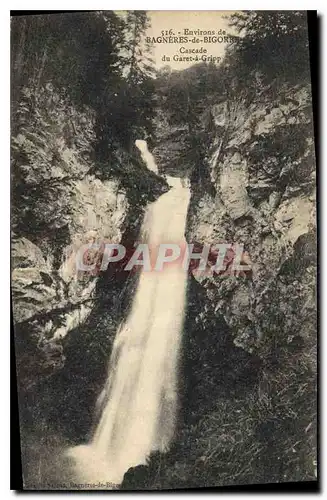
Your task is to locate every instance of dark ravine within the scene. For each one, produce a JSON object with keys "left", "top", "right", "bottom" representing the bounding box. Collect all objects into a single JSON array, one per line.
[
  {"left": 12, "top": 82, "right": 169, "bottom": 487},
  {"left": 133, "top": 62, "right": 316, "bottom": 490},
  {"left": 12, "top": 11, "right": 316, "bottom": 490}
]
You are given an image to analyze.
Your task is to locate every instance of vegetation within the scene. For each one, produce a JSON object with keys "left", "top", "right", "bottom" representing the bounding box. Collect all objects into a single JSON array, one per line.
[
  {"left": 227, "top": 11, "right": 310, "bottom": 87},
  {"left": 130, "top": 11, "right": 316, "bottom": 488},
  {"left": 11, "top": 11, "right": 156, "bottom": 162},
  {"left": 11, "top": 11, "right": 167, "bottom": 243},
  {"left": 11, "top": 10, "right": 316, "bottom": 489}
]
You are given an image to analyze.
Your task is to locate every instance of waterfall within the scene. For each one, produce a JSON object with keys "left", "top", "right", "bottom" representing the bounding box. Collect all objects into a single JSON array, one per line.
[{"left": 66, "top": 141, "right": 190, "bottom": 486}]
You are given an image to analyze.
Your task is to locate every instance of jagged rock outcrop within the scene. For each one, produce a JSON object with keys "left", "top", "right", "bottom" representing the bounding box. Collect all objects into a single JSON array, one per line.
[
  {"left": 11, "top": 84, "right": 168, "bottom": 389},
  {"left": 186, "top": 83, "right": 316, "bottom": 355},
  {"left": 148, "top": 77, "right": 317, "bottom": 487}
]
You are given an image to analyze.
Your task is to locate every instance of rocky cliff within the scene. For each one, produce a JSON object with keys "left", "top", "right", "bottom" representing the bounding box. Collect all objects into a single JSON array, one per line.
[
  {"left": 11, "top": 83, "right": 168, "bottom": 395},
  {"left": 12, "top": 77, "right": 316, "bottom": 491},
  {"left": 143, "top": 74, "right": 317, "bottom": 488},
  {"left": 187, "top": 83, "right": 316, "bottom": 355},
  {"left": 11, "top": 11, "right": 317, "bottom": 489}
]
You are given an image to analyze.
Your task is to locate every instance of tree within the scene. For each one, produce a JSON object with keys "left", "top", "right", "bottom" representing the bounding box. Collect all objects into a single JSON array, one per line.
[
  {"left": 227, "top": 11, "right": 310, "bottom": 86},
  {"left": 11, "top": 11, "right": 157, "bottom": 163}
]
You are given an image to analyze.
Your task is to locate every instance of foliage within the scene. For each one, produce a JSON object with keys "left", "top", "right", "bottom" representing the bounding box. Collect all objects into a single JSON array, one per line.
[
  {"left": 135, "top": 289, "right": 316, "bottom": 488},
  {"left": 139, "top": 11, "right": 316, "bottom": 489},
  {"left": 11, "top": 11, "right": 156, "bottom": 162},
  {"left": 227, "top": 11, "right": 310, "bottom": 86},
  {"left": 155, "top": 62, "right": 222, "bottom": 183},
  {"left": 11, "top": 10, "right": 316, "bottom": 489}
]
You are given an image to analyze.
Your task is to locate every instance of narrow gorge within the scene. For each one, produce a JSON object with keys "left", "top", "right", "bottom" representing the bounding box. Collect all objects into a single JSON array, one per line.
[{"left": 11, "top": 11, "right": 317, "bottom": 490}]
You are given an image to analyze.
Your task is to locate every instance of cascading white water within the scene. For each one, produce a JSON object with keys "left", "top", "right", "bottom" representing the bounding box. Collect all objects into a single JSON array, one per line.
[{"left": 67, "top": 141, "right": 190, "bottom": 486}]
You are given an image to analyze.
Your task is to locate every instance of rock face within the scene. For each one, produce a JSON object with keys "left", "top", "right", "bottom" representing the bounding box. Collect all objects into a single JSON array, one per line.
[
  {"left": 11, "top": 84, "right": 168, "bottom": 391},
  {"left": 183, "top": 83, "right": 316, "bottom": 485},
  {"left": 145, "top": 79, "right": 316, "bottom": 488},
  {"left": 187, "top": 83, "right": 316, "bottom": 355},
  {"left": 12, "top": 74, "right": 316, "bottom": 489}
]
